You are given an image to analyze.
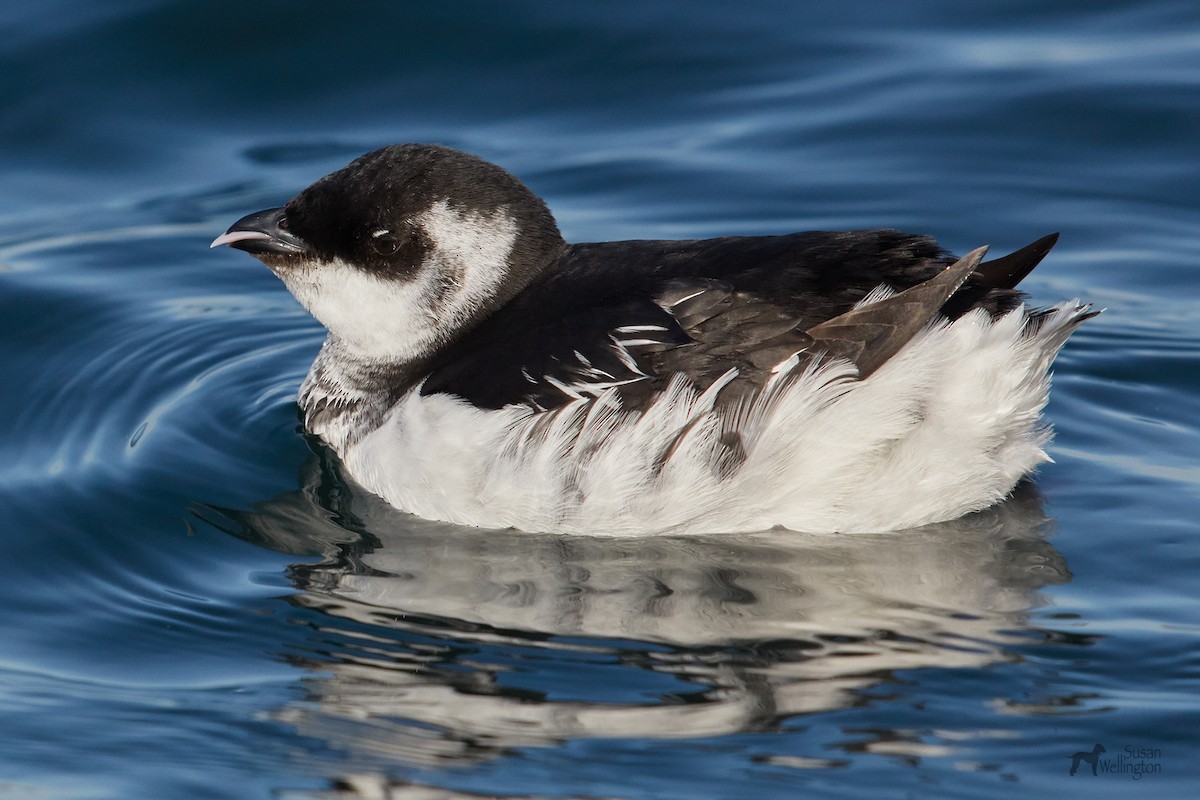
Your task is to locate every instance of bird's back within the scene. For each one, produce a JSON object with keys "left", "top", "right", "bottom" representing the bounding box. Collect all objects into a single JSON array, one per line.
[{"left": 421, "top": 229, "right": 1051, "bottom": 412}]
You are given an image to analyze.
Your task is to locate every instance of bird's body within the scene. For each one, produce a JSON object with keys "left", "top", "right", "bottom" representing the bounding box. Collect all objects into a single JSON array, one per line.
[{"left": 213, "top": 144, "right": 1093, "bottom": 536}]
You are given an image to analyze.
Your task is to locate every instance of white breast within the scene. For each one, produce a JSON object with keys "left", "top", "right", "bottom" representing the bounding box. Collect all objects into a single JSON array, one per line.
[{"left": 342, "top": 301, "right": 1087, "bottom": 536}]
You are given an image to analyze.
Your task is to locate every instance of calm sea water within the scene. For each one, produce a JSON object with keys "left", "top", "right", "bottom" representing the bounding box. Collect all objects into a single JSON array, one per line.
[{"left": 2, "top": 1, "right": 1198, "bottom": 798}]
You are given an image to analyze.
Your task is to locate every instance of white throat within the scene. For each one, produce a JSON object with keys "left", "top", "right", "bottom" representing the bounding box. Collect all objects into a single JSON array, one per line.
[{"left": 280, "top": 200, "right": 519, "bottom": 364}]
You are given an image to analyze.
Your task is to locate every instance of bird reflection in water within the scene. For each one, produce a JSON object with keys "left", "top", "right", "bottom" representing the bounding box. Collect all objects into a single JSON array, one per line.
[{"left": 197, "top": 444, "right": 1070, "bottom": 787}]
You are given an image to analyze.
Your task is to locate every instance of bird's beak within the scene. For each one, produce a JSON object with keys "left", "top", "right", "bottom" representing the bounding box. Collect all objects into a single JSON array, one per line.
[{"left": 210, "top": 207, "right": 309, "bottom": 255}]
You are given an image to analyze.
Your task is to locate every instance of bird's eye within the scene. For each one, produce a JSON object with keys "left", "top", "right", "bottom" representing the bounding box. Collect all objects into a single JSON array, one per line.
[
  {"left": 370, "top": 230, "right": 400, "bottom": 256},
  {"left": 278, "top": 216, "right": 289, "bottom": 230}
]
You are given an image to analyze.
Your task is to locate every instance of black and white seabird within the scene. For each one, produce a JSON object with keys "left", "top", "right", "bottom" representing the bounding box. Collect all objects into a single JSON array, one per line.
[{"left": 212, "top": 143, "right": 1095, "bottom": 535}]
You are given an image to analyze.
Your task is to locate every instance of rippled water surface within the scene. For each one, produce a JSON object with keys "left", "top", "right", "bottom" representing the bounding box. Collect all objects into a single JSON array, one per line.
[{"left": 2, "top": 1, "right": 1199, "bottom": 798}]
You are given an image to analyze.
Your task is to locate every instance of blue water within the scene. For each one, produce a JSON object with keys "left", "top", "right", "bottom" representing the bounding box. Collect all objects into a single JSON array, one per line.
[{"left": 2, "top": 1, "right": 1198, "bottom": 797}]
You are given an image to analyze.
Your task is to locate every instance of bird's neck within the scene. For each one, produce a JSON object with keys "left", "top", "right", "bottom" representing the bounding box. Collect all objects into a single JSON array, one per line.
[{"left": 298, "top": 338, "right": 422, "bottom": 455}]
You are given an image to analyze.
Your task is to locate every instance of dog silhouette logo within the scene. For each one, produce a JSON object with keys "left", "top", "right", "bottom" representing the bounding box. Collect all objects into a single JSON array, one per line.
[{"left": 1069, "top": 743, "right": 1106, "bottom": 776}]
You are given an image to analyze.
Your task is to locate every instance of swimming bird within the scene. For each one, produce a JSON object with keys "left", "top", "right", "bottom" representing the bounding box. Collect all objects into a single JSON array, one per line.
[{"left": 212, "top": 143, "right": 1094, "bottom": 536}]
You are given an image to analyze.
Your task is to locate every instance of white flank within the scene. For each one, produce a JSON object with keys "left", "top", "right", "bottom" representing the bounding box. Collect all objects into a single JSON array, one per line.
[{"left": 343, "top": 301, "right": 1091, "bottom": 536}]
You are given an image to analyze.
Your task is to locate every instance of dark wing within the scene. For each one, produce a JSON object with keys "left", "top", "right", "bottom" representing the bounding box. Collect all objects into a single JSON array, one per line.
[
  {"left": 421, "top": 230, "right": 1057, "bottom": 412},
  {"left": 940, "top": 232, "right": 1059, "bottom": 318},
  {"left": 420, "top": 292, "right": 690, "bottom": 410},
  {"left": 645, "top": 245, "right": 987, "bottom": 390},
  {"left": 976, "top": 232, "right": 1059, "bottom": 289}
]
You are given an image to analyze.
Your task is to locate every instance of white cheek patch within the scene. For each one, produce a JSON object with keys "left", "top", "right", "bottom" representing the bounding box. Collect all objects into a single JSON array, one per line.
[
  {"left": 416, "top": 199, "right": 518, "bottom": 321},
  {"left": 279, "top": 201, "right": 519, "bottom": 363}
]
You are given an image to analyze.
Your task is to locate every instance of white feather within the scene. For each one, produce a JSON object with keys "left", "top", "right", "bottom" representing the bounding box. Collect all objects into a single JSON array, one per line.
[
  {"left": 853, "top": 284, "right": 898, "bottom": 308},
  {"left": 614, "top": 324, "right": 670, "bottom": 333},
  {"left": 609, "top": 335, "right": 649, "bottom": 376},
  {"left": 660, "top": 288, "right": 707, "bottom": 307}
]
